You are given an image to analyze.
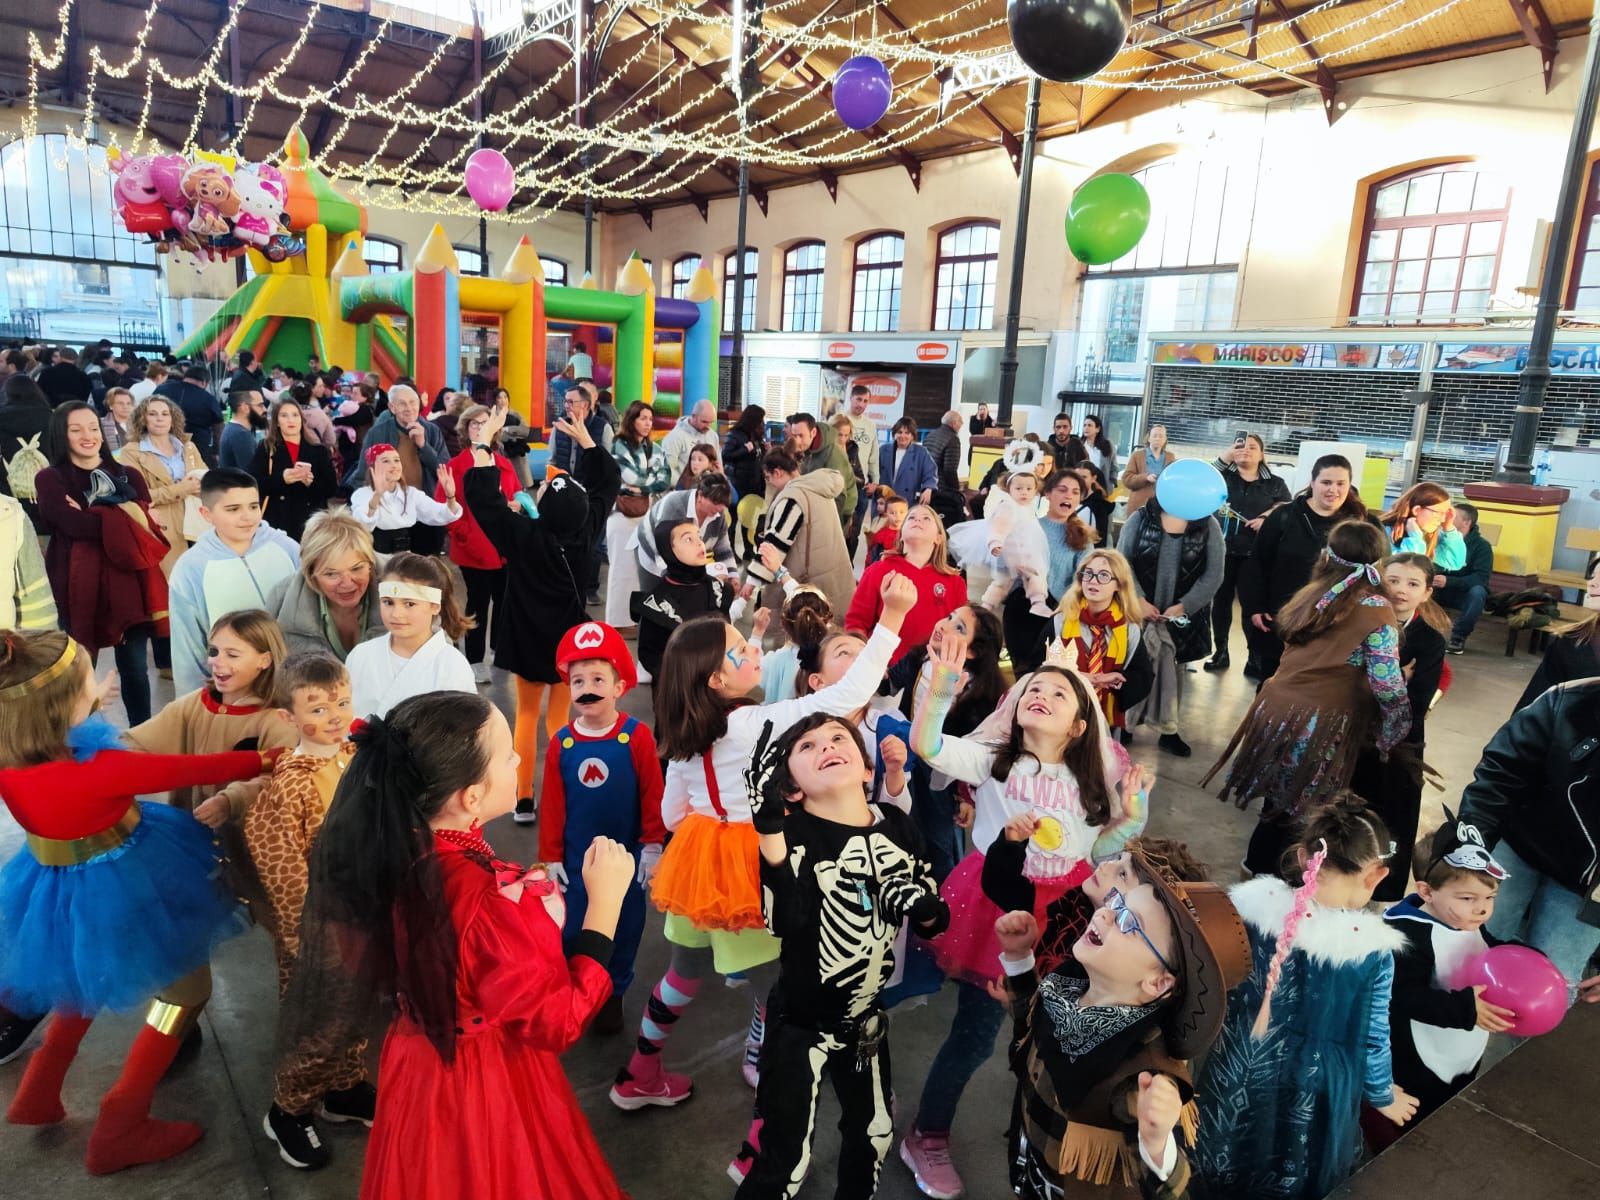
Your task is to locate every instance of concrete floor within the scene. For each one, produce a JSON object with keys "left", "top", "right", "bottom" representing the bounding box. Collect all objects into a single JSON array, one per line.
[{"left": 0, "top": 595, "right": 1559, "bottom": 1198}]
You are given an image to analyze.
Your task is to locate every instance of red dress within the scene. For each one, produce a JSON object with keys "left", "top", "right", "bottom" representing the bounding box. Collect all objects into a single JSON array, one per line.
[{"left": 360, "top": 829, "right": 625, "bottom": 1200}]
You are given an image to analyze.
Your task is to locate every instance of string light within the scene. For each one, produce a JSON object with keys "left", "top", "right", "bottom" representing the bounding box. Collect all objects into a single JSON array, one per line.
[{"left": 22, "top": 0, "right": 1481, "bottom": 217}]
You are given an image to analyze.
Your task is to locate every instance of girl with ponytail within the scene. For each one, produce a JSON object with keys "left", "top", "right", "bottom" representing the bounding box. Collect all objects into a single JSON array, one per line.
[
  {"left": 345, "top": 553, "right": 476, "bottom": 720},
  {"left": 1194, "top": 795, "right": 1418, "bottom": 1200},
  {"left": 282, "top": 692, "right": 636, "bottom": 1199}
]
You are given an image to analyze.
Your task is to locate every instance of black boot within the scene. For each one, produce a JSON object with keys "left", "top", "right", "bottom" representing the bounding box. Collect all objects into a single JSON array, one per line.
[
  {"left": 1203, "top": 651, "right": 1230, "bottom": 672},
  {"left": 1158, "top": 733, "right": 1192, "bottom": 758}
]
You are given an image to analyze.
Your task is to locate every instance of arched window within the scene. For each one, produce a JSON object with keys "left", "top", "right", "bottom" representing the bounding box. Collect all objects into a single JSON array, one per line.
[
  {"left": 782, "top": 241, "right": 825, "bottom": 332},
  {"left": 0, "top": 133, "right": 164, "bottom": 345},
  {"left": 723, "top": 248, "right": 758, "bottom": 332},
  {"left": 540, "top": 255, "right": 568, "bottom": 286},
  {"left": 851, "top": 233, "right": 904, "bottom": 332},
  {"left": 454, "top": 245, "right": 487, "bottom": 276},
  {"left": 671, "top": 254, "right": 700, "bottom": 300},
  {"left": 933, "top": 222, "right": 1000, "bottom": 331},
  {"left": 1354, "top": 164, "right": 1507, "bottom": 322},
  {"left": 1569, "top": 164, "right": 1600, "bottom": 310},
  {"left": 363, "top": 236, "right": 403, "bottom": 274}
]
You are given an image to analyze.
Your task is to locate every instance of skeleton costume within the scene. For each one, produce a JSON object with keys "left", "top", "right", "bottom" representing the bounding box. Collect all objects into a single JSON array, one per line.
[
  {"left": 737, "top": 801, "right": 949, "bottom": 1199},
  {"left": 947, "top": 440, "right": 1052, "bottom": 615}
]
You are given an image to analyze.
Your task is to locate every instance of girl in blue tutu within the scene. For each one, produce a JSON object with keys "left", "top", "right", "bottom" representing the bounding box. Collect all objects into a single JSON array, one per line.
[{"left": 0, "top": 629, "right": 278, "bottom": 1174}]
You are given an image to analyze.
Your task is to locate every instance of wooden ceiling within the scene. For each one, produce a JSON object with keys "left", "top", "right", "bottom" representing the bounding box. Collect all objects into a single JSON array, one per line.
[{"left": 1, "top": 0, "right": 1591, "bottom": 219}]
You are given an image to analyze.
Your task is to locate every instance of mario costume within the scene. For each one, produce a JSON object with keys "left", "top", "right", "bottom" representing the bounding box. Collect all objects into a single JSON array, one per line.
[{"left": 539, "top": 621, "right": 666, "bottom": 997}]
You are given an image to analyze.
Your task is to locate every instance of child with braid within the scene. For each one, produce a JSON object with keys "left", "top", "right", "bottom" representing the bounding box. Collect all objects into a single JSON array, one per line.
[{"left": 1193, "top": 797, "right": 1419, "bottom": 1200}]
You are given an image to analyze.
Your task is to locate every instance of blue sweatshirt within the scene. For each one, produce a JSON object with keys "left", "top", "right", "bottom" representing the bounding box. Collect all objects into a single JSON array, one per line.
[{"left": 168, "top": 524, "right": 301, "bottom": 694}]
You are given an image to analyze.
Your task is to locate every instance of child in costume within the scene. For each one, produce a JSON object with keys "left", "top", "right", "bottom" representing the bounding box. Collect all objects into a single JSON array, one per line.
[
  {"left": 1351, "top": 551, "right": 1450, "bottom": 902},
  {"left": 346, "top": 553, "right": 475, "bottom": 719},
  {"left": 1053, "top": 548, "right": 1153, "bottom": 741},
  {"left": 947, "top": 441, "right": 1053, "bottom": 617},
  {"left": 736, "top": 715, "right": 950, "bottom": 1199},
  {"left": 539, "top": 621, "right": 666, "bottom": 1035},
  {"left": 124, "top": 608, "right": 296, "bottom": 826},
  {"left": 899, "top": 640, "right": 1145, "bottom": 1199},
  {"left": 1194, "top": 799, "right": 1419, "bottom": 1199},
  {"left": 633, "top": 516, "right": 748, "bottom": 680},
  {"left": 462, "top": 405, "right": 619, "bottom": 822},
  {"left": 1361, "top": 814, "right": 1514, "bottom": 1152},
  {"left": 994, "top": 848, "right": 1250, "bottom": 1199},
  {"left": 350, "top": 441, "right": 461, "bottom": 554},
  {"left": 611, "top": 577, "right": 917, "bottom": 1153},
  {"left": 246, "top": 654, "right": 371, "bottom": 1170},
  {"left": 1204, "top": 519, "right": 1412, "bottom": 877},
  {"left": 284, "top": 692, "right": 636, "bottom": 1200},
  {"left": 798, "top": 629, "right": 913, "bottom": 814},
  {"left": 0, "top": 629, "right": 277, "bottom": 1174}
]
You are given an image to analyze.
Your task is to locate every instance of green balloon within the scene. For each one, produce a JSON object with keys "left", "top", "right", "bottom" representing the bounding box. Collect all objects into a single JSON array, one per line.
[{"left": 1065, "top": 172, "right": 1151, "bottom": 265}]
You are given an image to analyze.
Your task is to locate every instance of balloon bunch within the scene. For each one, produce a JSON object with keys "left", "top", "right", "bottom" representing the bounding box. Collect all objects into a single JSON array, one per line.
[{"left": 108, "top": 148, "right": 305, "bottom": 264}]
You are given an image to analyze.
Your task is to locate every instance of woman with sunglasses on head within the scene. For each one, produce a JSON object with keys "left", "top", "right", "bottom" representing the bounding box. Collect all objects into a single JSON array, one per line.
[{"left": 1207, "top": 433, "right": 1291, "bottom": 676}]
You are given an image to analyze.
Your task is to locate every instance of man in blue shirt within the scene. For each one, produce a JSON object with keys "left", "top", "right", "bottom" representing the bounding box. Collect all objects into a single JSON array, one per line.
[
  {"left": 155, "top": 364, "right": 225, "bottom": 464},
  {"left": 218, "top": 389, "right": 267, "bottom": 470}
]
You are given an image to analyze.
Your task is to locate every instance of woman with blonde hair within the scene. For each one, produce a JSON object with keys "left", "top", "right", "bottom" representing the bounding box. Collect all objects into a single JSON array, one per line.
[
  {"left": 844, "top": 502, "right": 965, "bottom": 666},
  {"left": 267, "top": 511, "right": 386, "bottom": 659},
  {"left": 1052, "top": 547, "right": 1152, "bottom": 740},
  {"left": 1380, "top": 481, "right": 1464, "bottom": 567}
]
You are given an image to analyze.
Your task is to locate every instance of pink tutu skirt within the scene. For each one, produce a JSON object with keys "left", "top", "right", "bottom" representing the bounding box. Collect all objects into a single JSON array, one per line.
[{"left": 928, "top": 850, "right": 1090, "bottom": 985}]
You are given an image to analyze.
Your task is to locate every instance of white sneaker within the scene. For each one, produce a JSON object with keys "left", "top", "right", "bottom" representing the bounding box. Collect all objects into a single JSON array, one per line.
[
  {"left": 635, "top": 665, "right": 652, "bottom": 685},
  {"left": 472, "top": 661, "right": 492, "bottom": 686}
]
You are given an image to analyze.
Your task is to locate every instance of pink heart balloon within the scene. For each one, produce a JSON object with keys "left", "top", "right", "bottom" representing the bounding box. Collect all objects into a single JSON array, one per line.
[{"left": 465, "top": 148, "right": 515, "bottom": 212}]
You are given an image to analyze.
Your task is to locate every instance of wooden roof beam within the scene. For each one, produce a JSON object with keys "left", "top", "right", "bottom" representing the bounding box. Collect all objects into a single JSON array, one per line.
[
  {"left": 1263, "top": 0, "right": 1340, "bottom": 122},
  {"left": 1508, "top": 0, "right": 1559, "bottom": 91},
  {"left": 1144, "top": 20, "right": 1337, "bottom": 121}
]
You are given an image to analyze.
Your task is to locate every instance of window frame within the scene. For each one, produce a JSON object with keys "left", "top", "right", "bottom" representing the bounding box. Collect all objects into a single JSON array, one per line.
[
  {"left": 362, "top": 235, "right": 403, "bottom": 274},
  {"left": 0, "top": 133, "right": 160, "bottom": 267},
  {"left": 1566, "top": 158, "right": 1600, "bottom": 309},
  {"left": 723, "top": 247, "right": 758, "bottom": 333},
  {"left": 453, "top": 244, "right": 488, "bottom": 276},
  {"left": 538, "top": 255, "right": 569, "bottom": 287},
  {"left": 780, "top": 240, "right": 826, "bottom": 333},
  {"left": 932, "top": 220, "right": 1001, "bottom": 331},
  {"left": 850, "top": 232, "right": 905, "bottom": 333},
  {"left": 1350, "top": 163, "right": 1509, "bottom": 323},
  {"left": 670, "top": 254, "right": 700, "bottom": 300}
]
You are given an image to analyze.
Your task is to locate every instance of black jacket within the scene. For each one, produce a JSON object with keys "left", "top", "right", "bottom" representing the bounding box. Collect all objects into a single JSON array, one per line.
[
  {"left": 1218, "top": 463, "right": 1291, "bottom": 557},
  {"left": 721, "top": 428, "right": 765, "bottom": 498},
  {"left": 633, "top": 570, "right": 736, "bottom": 678},
  {"left": 464, "top": 444, "right": 619, "bottom": 683},
  {"left": 1238, "top": 495, "right": 1363, "bottom": 620},
  {"left": 1516, "top": 633, "right": 1600, "bottom": 712},
  {"left": 155, "top": 378, "right": 225, "bottom": 463},
  {"left": 1450, "top": 678, "right": 1600, "bottom": 897},
  {"left": 249, "top": 439, "right": 337, "bottom": 542},
  {"left": 37, "top": 362, "right": 93, "bottom": 407},
  {"left": 1442, "top": 526, "right": 1494, "bottom": 592},
  {"left": 0, "top": 391, "right": 54, "bottom": 527},
  {"left": 922, "top": 425, "right": 962, "bottom": 493}
]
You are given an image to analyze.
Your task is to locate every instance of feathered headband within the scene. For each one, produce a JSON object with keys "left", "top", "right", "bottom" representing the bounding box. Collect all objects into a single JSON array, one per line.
[{"left": 1002, "top": 439, "right": 1044, "bottom": 475}]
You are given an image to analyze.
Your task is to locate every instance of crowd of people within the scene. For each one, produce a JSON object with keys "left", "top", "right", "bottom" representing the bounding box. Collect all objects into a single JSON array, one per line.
[{"left": 1, "top": 343, "right": 1599, "bottom": 1200}]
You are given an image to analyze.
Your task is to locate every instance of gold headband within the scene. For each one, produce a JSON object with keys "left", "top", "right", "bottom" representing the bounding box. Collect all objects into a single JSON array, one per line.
[
  {"left": 0, "top": 638, "right": 79, "bottom": 701},
  {"left": 378, "top": 580, "right": 443, "bottom": 604}
]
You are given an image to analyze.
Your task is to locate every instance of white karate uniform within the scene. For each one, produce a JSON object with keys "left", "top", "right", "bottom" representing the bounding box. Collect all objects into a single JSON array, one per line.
[
  {"left": 349, "top": 485, "right": 461, "bottom": 533},
  {"left": 347, "top": 629, "right": 476, "bottom": 720}
]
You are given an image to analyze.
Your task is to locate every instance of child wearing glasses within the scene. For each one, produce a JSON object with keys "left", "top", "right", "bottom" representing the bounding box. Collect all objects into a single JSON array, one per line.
[
  {"left": 1195, "top": 797, "right": 1419, "bottom": 1200},
  {"left": 1053, "top": 548, "right": 1153, "bottom": 743}
]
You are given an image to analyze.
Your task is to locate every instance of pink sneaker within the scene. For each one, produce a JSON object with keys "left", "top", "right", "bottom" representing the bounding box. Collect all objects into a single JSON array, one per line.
[
  {"left": 899, "top": 1129, "right": 963, "bottom": 1199},
  {"left": 608, "top": 1067, "right": 692, "bottom": 1111},
  {"left": 726, "top": 1119, "right": 762, "bottom": 1184}
]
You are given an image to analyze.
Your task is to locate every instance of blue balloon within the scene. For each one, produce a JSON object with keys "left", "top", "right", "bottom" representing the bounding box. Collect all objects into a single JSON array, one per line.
[
  {"left": 834, "top": 56, "right": 893, "bottom": 132},
  {"left": 1155, "top": 459, "right": 1227, "bottom": 521}
]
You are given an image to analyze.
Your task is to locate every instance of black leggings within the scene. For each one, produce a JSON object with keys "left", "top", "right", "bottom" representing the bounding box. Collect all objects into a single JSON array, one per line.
[
  {"left": 1211, "top": 556, "right": 1244, "bottom": 652},
  {"left": 460, "top": 566, "right": 505, "bottom": 665}
]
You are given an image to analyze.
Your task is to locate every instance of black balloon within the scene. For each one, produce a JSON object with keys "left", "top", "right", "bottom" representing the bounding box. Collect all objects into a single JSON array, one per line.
[{"left": 1008, "top": 0, "right": 1131, "bottom": 84}]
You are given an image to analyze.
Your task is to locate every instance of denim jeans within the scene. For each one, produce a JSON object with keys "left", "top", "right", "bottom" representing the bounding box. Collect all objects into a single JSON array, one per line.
[
  {"left": 1436, "top": 579, "right": 1489, "bottom": 641},
  {"left": 910, "top": 758, "right": 963, "bottom": 884},
  {"left": 1487, "top": 840, "right": 1600, "bottom": 1004},
  {"left": 99, "top": 624, "right": 153, "bottom": 726},
  {"left": 915, "top": 979, "right": 1005, "bottom": 1134}
]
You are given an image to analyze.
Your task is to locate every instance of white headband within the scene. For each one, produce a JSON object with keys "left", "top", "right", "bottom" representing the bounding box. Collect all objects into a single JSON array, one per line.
[{"left": 379, "top": 580, "right": 442, "bottom": 604}]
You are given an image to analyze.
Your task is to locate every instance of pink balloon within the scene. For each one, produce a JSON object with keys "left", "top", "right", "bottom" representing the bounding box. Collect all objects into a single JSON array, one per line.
[
  {"left": 465, "top": 148, "right": 514, "bottom": 212},
  {"left": 1456, "top": 944, "right": 1568, "bottom": 1036}
]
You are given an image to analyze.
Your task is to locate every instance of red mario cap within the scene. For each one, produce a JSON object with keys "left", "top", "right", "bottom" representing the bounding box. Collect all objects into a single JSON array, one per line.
[{"left": 555, "top": 621, "right": 638, "bottom": 692}]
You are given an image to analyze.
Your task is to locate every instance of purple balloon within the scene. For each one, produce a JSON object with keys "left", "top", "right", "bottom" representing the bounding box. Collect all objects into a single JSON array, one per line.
[
  {"left": 465, "top": 148, "right": 514, "bottom": 212},
  {"left": 1456, "top": 944, "right": 1568, "bottom": 1036},
  {"left": 833, "top": 55, "right": 893, "bottom": 132}
]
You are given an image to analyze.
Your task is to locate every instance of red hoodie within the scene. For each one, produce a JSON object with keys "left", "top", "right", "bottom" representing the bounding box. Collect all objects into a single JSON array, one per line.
[{"left": 437, "top": 448, "right": 520, "bottom": 571}]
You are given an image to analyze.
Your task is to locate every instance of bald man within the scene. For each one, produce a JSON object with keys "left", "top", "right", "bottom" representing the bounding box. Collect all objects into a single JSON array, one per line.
[{"left": 662, "top": 398, "right": 716, "bottom": 480}]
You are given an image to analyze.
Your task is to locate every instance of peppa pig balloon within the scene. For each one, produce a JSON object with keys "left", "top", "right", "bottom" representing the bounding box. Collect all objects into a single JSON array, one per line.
[{"left": 109, "top": 153, "right": 172, "bottom": 236}]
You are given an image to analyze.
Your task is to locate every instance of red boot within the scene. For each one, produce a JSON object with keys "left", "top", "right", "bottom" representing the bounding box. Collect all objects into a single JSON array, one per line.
[
  {"left": 7, "top": 1012, "right": 93, "bottom": 1125},
  {"left": 84, "top": 1024, "right": 204, "bottom": 1175}
]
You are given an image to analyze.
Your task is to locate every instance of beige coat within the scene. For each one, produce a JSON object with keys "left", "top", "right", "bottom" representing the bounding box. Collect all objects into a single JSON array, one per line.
[
  {"left": 119, "top": 437, "right": 207, "bottom": 577},
  {"left": 753, "top": 468, "right": 855, "bottom": 621},
  {"left": 1120, "top": 447, "right": 1176, "bottom": 514}
]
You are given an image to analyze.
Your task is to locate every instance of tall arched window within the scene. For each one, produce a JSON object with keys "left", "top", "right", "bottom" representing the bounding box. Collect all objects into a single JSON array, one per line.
[
  {"left": 1353, "top": 164, "right": 1507, "bottom": 322},
  {"left": 671, "top": 254, "right": 700, "bottom": 300},
  {"left": 1077, "top": 156, "right": 1252, "bottom": 401},
  {"left": 540, "top": 255, "right": 568, "bottom": 286},
  {"left": 1569, "top": 163, "right": 1600, "bottom": 310},
  {"left": 363, "top": 236, "right": 403, "bottom": 274},
  {"left": 851, "top": 233, "right": 904, "bottom": 332},
  {"left": 782, "top": 241, "right": 825, "bottom": 332},
  {"left": 723, "top": 248, "right": 758, "bottom": 332},
  {"left": 0, "top": 134, "right": 165, "bottom": 345},
  {"left": 933, "top": 221, "right": 1000, "bottom": 331},
  {"left": 454, "top": 245, "right": 487, "bottom": 276}
]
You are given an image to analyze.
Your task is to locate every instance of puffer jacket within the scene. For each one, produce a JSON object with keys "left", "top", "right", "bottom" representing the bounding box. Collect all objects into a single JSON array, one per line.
[{"left": 1450, "top": 678, "right": 1600, "bottom": 897}]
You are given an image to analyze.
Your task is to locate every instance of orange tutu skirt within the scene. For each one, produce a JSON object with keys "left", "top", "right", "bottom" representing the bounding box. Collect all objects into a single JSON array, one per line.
[{"left": 649, "top": 813, "right": 764, "bottom": 932}]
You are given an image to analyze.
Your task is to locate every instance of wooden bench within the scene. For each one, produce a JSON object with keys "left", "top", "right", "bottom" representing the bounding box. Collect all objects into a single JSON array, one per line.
[
  {"left": 1536, "top": 526, "right": 1600, "bottom": 594},
  {"left": 1505, "top": 600, "right": 1593, "bottom": 657}
]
